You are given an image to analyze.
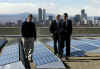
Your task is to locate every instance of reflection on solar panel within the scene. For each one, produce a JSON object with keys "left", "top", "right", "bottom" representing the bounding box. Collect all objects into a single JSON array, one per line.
[
  {"left": 47, "top": 41, "right": 54, "bottom": 48},
  {"left": 80, "top": 38, "right": 98, "bottom": 43},
  {"left": 47, "top": 38, "right": 100, "bottom": 56},
  {"left": 33, "top": 42, "right": 59, "bottom": 66},
  {"left": 75, "top": 44, "right": 97, "bottom": 51},
  {"left": 92, "top": 41, "right": 100, "bottom": 46},
  {"left": 71, "top": 39, "right": 98, "bottom": 51},
  {"left": 79, "top": 39, "right": 92, "bottom": 42},
  {"left": 79, "top": 38, "right": 100, "bottom": 47},
  {"left": 0, "top": 43, "right": 19, "bottom": 66},
  {"left": 47, "top": 41, "right": 85, "bottom": 56},
  {"left": 71, "top": 40, "right": 85, "bottom": 46},
  {"left": 63, "top": 47, "right": 85, "bottom": 56}
]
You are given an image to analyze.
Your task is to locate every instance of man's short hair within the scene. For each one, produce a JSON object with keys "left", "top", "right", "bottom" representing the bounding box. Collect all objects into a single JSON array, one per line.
[
  {"left": 28, "top": 14, "right": 33, "bottom": 18},
  {"left": 64, "top": 13, "right": 68, "bottom": 17},
  {"left": 57, "top": 14, "right": 61, "bottom": 17},
  {"left": 56, "top": 14, "right": 61, "bottom": 18}
]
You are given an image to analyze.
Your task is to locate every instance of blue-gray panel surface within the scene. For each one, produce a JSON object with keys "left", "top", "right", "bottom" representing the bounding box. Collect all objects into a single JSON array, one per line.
[
  {"left": 47, "top": 41, "right": 85, "bottom": 56},
  {"left": 33, "top": 42, "right": 59, "bottom": 66},
  {"left": 75, "top": 44, "right": 97, "bottom": 51},
  {"left": 0, "top": 43, "right": 19, "bottom": 66},
  {"left": 79, "top": 39, "right": 100, "bottom": 47}
]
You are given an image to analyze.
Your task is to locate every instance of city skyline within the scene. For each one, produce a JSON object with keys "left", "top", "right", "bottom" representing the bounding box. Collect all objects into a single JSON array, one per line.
[{"left": 0, "top": 0, "right": 99, "bottom": 16}]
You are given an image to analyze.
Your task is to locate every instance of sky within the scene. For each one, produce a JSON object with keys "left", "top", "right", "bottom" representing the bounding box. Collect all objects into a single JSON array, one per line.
[{"left": 0, "top": 0, "right": 99, "bottom": 16}]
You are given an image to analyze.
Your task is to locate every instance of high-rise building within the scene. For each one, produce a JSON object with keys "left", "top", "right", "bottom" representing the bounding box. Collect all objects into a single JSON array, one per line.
[
  {"left": 81, "top": 9, "right": 87, "bottom": 24},
  {"left": 74, "top": 14, "right": 81, "bottom": 25},
  {"left": 38, "top": 8, "right": 42, "bottom": 22},
  {"left": 48, "top": 15, "right": 53, "bottom": 21},
  {"left": 43, "top": 9, "right": 46, "bottom": 23},
  {"left": 81, "top": 9, "right": 87, "bottom": 19}
]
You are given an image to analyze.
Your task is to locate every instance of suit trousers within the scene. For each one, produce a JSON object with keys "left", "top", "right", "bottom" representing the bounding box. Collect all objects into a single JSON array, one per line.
[
  {"left": 53, "top": 36, "right": 59, "bottom": 54},
  {"left": 58, "top": 35, "right": 65, "bottom": 58},
  {"left": 23, "top": 37, "right": 34, "bottom": 59},
  {"left": 65, "top": 36, "right": 71, "bottom": 57}
]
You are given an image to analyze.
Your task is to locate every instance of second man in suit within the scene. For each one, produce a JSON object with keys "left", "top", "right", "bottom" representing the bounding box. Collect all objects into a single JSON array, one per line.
[
  {"left": 63, "top": 13, "right": 72, "bottom": 59},
  {"left": 49, "top": 14, "right": 61, "bottom": 55}
]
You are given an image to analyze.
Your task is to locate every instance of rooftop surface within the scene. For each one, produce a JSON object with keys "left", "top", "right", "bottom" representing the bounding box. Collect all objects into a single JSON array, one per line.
[{"left": 0, "top": 37, "right": 100, "bottom": 69}]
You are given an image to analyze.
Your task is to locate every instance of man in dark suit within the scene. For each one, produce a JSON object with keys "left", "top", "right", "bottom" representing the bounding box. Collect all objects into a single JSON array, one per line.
[
  {"left": 63, "top": 13, "right": 72, "bottom": 58},
  {"left": 21, "top": 14, "right": 37, "bottom": 62},
  {"left": 49, "top": 14, "right": 61, "bottom": 55}
]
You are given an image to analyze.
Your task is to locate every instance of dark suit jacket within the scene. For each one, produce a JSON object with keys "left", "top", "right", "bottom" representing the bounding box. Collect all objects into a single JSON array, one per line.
[
  {"left": 49, "top": 20, "right": 63, "bottom": 40},
  {"left": 63, "top": 19, "right": 72, "bottom": 38},
  {"left": 21, "top": 21, "right": 37, "bottom": 40}
]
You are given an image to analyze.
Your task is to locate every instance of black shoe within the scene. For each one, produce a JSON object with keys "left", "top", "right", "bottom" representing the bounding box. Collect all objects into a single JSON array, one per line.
[{"left": 65, "top": 57, "right": 69, "bottom": 60}]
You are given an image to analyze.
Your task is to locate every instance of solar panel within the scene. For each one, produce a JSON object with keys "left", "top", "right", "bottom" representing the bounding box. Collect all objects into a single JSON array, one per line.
[
  {"left": 0, "top": 43, "right": 19, "bottom": 66},
  {"left": 47, "top": 41, "right": 55, "bottom": 48},
  {"left": 71, "top": 50, "right": 85, "bottom": 56},
  {"left": 71, "top": 40, "right": 84, "bottom": 46},
  {"left": 79, "top": 39, "right": 100, "bottom": 47},
  {"left": 33, "top": 42, "right": 59, "bottom": 66},
  {"left": 80, "top": 39, "right": 92, "bottom": 42},
  {"left": 75, "top": 44, "right": 97, "bottom": 51},
  {"left": 0, "top": 38, "right": 99, "bottom": 67},
  {"left": 62, "top": 46, "right": 85, "bottom": 56},
  {"left": 95, "top": 39, "right": 100, "bottom": 41},
  {"left": 80, "top": 38, "right": 98, "bottom": 43},
  {"left": 86, "top": 39, "right": 100, "bottom": 45},
  {"left": 47, "top": 40, "right": 83, "bottom": 47},
  {"left": 47, "top": 40, "right": 85, "bottom": 56},
  {"left": 0, "top": 62, "right": 25, "bottom": 69}
]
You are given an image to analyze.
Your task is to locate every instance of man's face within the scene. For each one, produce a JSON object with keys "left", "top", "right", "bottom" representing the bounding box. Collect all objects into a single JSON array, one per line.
[
  {"left": 64, "top": 16, "right": 67, "bottom": 20},
  {"left": 27, "top": 17, "right": 32, "bottom": 22},
  {"left": 56, "top": 16, "right": 60, "bottom": 21}
]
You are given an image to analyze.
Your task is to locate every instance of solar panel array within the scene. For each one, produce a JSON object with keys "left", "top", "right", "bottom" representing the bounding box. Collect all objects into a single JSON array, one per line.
[
  {"left": 0, "top": 38, "right": 100, "bottom": 67},
  {"left": 0, "top": 40, "right": 60, "bottom": 67},
  {"left": 47, "top": 38, "right": 100, "bottom": 56}
]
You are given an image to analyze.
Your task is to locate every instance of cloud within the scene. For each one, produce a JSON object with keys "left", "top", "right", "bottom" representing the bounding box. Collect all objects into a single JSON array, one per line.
[
  {"left": 0, "top": 1, "right": 99, "bottom": 16},
  {"left": 0, "top": 2, "right": 87, "bottom": 16},
  {"left": 0, "top": 0, "right": 57, "bottom": 3},
  {"left": 85, "top": 6, "right": 100, "bottom": 16},
  {"left": 0, "top": 3, "right": 37, "bottom": 14},
  {"left": 89, "top": 0, "right": 100, "bottom": 4},
  {"left": 89, "top": 0, "right": 100, "bottom": 8},
  {"left": 87, "top": 0, "right": 100, "bottom": 16},
  {"left": 0, "top": 2, "right": 58, "bottom": 14}
]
